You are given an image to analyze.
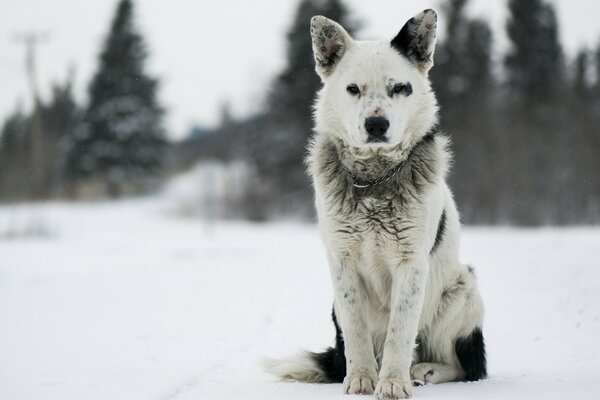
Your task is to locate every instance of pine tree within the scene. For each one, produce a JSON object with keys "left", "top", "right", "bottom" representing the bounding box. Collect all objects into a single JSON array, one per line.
[
  {"left": 431, "top": 0, "right": 470, "bottom": 125},
  {"left": 430, "top": 0, "right": 497, "bottom": 223},
  {"left": 569, "top": 49, "right": 600, "bottom": 223},
  {"left": 0, "top": 108, "right": 28, "bottom": 154},
  {"left": 0, "top": 107, "right": 30, "bottom": 199},
  {"left": 464, "top": 20, "right": 494, "bottom": 103},
  {"left": 590, "top": 47, "right": 600, "bottom": 222},
  {"left": 66, "top": 0, "right": 165, "bottom": 197},
  {"left": 45, "top": 78, "right": 81, "bottom": 142},
  {"left": 253, "top": 0, "right": 358, "bottom": 215},
  {"left": 573, "top": 50, "right": 590, "bottom": 100},
  {"left": 0, "top": 77, "right": 84, "bottom": 200},
  {"left": 268, "top": 0, "right": 357, "bottom": 130},
  {"left": 591, "top": 46, "right": 600, "bottom": 118},
  {"left": 503, "top": 0, "right": 567, "bottom": 224},
  {"left": 43, "top": 76, "right": 83, "bottom": 196},
  {"left": 505, "top": 0, "right": 564, "bottom": 107}
]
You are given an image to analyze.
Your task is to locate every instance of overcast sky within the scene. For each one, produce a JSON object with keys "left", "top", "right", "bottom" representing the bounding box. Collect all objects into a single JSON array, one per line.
[{"left": 1, "top": 0, "right": 599, "bottom": 139}]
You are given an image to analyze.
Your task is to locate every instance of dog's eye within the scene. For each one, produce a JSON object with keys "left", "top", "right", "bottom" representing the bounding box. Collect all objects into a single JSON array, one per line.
[
  {"left": 346, "top": 84, "right": 360, "bottom": 96},
  {"left": 392, "top": 83, "right": 413, "bottom": 96},
  {"left": 392, "top": 84, "right": 405, "bottom": 94}
]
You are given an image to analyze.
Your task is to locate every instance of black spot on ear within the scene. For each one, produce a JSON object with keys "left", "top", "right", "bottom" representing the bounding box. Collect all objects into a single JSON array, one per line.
[
  {"left": 311, "top": 16, "right": 351, "bottom": 77},
  {"left": 390, "top": 18, "right": 415, "bottom": 58},
  {"left": 390, "top": 10, "right": 437, "bottom": 70}
]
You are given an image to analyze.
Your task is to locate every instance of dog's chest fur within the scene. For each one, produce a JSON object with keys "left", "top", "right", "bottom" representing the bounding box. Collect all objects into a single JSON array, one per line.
[{"left": 310, "top": 132, "right": 445, "bottom": 258}]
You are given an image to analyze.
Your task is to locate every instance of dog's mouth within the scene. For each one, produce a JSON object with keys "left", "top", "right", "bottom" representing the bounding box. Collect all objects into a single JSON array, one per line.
[{"left": 366, "top": 135, "right": 389, "bottom": 144}]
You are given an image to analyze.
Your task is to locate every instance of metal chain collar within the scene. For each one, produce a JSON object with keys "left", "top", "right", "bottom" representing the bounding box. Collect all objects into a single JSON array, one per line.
[{"left": 344, "top": 160, "right": 406, "bottom": 189}]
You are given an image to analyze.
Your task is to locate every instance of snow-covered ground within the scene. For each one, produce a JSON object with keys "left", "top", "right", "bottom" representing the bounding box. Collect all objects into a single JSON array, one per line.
[{"left": 1, "top": 199, "right": 599, "bottom": 400}]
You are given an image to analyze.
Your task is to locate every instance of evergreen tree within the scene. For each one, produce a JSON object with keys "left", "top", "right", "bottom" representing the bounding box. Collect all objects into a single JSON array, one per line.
[
  {"left": 43, "top": 76, "right": 83, "bottom": 196},
  {"left": 505, "top": 0, "right": 564, "bottom": 107},
  {"left": 590, "top": 46, "right": 600, "bottom": 222},
  {"left": 66, "top": 0, "right": 165, "bottom": 197},
  {"left": 431, "top": 0, "right": 470, "bottom": 125},
  {"left": 431, "top": 0, "right": 496, "bottom": 223},
  {"left": 591, "top": 46, "right": 600, "bottom": 117},
  {"left": 45, "top": 78, "right": 81, "bottom": 143},
  {"left": 253, "top": 0, "right": 358, "bottom": 215},
  {"left": 463, "top": 20, "right": 494, "bottom": 103},
  {"left": 573, "top": 50, "right": 590, "bottom": 100},
  {"left": 0, "top": 107, "right": 30, "bottom": 199},
  {"left": 569, "top": 49, "right": 600, "bottom": 223},
  {"left": 0, "top": 78, "right": 82, "bottom": 200},
  {"left": 267, "top": 0, "right": 357, "bottom": 130},
  {"left": 503, "top": 0, "right": 567, "bottom": 224},
  {"left": 0, "top": 108, "right": 28, "bottom": 153}
]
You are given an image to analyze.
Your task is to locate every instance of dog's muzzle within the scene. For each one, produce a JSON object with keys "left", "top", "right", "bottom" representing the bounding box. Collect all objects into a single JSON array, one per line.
[{"left": 365, "top": 117, "right": 390, "bottom": 143}]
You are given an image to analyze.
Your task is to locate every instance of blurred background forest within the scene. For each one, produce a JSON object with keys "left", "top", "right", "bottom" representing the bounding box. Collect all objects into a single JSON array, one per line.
[{"left": 1, "top": 0, "right": 599, "bottom": 225}]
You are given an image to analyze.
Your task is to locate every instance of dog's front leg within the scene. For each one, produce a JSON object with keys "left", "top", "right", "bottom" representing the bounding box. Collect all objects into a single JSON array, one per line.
[
  {"left": 328, "top": 252, "right": 378, "bottom": 395},
  {"left": 375, "top": 256, "right": 428, "bottom": 399}
]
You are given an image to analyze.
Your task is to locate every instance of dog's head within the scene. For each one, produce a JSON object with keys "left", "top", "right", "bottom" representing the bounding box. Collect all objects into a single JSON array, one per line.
[{"left": 311, "top": 9, "right": 438, "bottom": 150}]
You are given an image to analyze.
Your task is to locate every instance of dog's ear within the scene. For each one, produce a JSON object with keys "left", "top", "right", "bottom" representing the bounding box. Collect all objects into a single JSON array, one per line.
[
  {"left": 391, "top": 9, "right": 438, "bottom": 73},
  {"left": 310, "top": 16, "right": 353, "bottom": 78}
]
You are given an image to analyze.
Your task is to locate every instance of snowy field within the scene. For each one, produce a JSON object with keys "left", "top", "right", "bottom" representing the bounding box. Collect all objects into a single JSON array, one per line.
[{"left": 1, "top": 199, "right": 599, "bottom": 400}]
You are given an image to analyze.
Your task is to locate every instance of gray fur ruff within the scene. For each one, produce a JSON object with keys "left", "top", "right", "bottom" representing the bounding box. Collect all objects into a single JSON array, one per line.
[{"left": 307, "top": 128, "right": 450, "bottom": 228}]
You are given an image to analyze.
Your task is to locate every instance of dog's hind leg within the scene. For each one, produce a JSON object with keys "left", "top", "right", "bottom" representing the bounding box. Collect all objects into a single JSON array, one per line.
[
  {"left": 410, "top": 362, "right": 463, "bottom": 385},
  {"left": 411, "top": 323, "right": 487, "bottom": 384},
  {"left": 415, "top": 266, "right": 487, "bottom": 385},
  {"left": 411, "top": 329, "right": 465, "bottom": 385}
]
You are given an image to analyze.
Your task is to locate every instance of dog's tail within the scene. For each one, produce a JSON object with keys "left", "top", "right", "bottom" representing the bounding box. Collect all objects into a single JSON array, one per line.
[
  {"left": 262, "top": 308, "right": 346, "bottom": 383},
  {"left": 261, "top": 347, "right": 346, "bottom": 383}
]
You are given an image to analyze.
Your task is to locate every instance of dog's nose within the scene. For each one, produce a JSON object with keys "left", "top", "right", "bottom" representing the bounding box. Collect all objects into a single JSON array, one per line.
[{"left": 365, "top": 117, "right": 390, "bottom": 138}]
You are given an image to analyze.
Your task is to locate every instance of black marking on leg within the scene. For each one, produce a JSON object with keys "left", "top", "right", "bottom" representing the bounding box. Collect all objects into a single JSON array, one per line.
[
  {"left": 455, "top": 328, "right": 487, "bottom": 381},
  {"left": 332, "top": 307, "right": 344, "bottom": 352},
  {"left": 415, "top": 335, "right": 424, "bottom": 362},
  {"left": 430, "top": 209, "right": 446, "bottom": 254},
  {"left": 311, "top": 306, "right": 346, "bottom": 383}
]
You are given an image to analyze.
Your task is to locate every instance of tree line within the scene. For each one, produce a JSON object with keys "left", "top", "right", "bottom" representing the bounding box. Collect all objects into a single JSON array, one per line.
[
  {"left": 0, "top": 0, "right": 165, "bottom": 200},
  {"left": 2, "top": 0, "right": 600, "bottom": 225},
  {"left": 431, "top": 0, "right": 600, "bottom": 224},
  {"left": 173, "top": 0, "right": 600, "bottom": 225}
]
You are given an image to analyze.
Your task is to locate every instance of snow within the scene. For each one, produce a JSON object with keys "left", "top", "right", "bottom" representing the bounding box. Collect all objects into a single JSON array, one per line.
[{"left": 1, "top": 199, "right": 599, "bottom": 399}]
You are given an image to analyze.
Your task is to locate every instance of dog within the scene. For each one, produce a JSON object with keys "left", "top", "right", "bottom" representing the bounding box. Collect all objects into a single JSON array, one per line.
[{"left": 263, "top": 9, "right": 486, "bottom": 399}]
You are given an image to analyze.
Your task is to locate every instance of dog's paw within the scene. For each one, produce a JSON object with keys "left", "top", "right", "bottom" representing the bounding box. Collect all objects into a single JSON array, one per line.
[
  {"left": 375, "top": 377, "right": 412, "bottom": 399},
  {"left": 343, "top": 372, "right": 376, "bottom": 395},
  {"left": 410, "top": 363, "right": 435, "bottom": 386}
]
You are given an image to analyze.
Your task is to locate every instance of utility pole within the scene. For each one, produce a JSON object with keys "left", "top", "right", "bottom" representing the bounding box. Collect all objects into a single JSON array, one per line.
[
  {"left": 12, "top": 31, "right": 50, "bottom": 199},
  {"left": 13, "top": 32, "right": 50, "bottom": 102}
]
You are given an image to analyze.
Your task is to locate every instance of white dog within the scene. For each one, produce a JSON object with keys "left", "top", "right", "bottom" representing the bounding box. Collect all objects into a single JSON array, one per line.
[{"left": 264, "top": 9, "right": 486, "bottom": 399}]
